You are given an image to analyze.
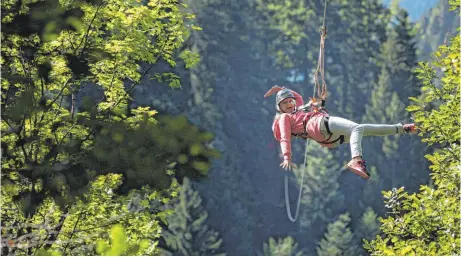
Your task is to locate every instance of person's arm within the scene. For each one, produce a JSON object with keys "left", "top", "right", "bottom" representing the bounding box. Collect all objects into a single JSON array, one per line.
[
  {"left": 278, "top": 113, "right": 292, "bottom": 161},
  {"left": 287, "top": 88, "right": 304, "bottom": 106}
]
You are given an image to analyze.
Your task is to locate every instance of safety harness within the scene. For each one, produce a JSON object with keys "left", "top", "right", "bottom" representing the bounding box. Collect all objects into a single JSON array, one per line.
[{"left": 290, "top": 102, "right": 345, "bottom": 145}]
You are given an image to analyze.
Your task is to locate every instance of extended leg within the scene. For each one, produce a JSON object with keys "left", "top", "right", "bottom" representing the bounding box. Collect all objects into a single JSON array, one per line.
[{"left": 327, "top": 116, "right": 414, "bottom": 179}]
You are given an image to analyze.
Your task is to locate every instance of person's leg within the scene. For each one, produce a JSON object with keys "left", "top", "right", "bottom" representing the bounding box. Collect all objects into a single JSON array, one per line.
[
  {"left": 327, "top": 117, "right": 363, "bottom": 159},
  {"left": 361, "top": 123, "right": 404, "bottom": 136},
  {"left": 329, "top": 117, "right": 407, "bottom": 156},
  {"left": 327, "top": 117, "right": 408, "bottom": 179}
]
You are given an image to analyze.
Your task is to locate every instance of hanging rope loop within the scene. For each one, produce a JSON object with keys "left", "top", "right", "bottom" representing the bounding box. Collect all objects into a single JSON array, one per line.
[{"left": 285, "top": 0, "right": 328, "bottom": 223}]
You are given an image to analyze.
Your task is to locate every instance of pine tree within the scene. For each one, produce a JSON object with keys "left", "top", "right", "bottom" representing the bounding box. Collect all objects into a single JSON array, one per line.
[
  {"left": 356, "top": 207, "right": 380, "bottom": 240},
  {"left": 359, "top": 67, "right": 397, "bottom": 212},
  {"left": 261, "top": 237, "right": 303, "bottom": 256},
  {"left": 355, "top": 207, "right": 381, "bottom": 255},
  {"left": 417, "top": 0, "right": 460, "bottom": 61},
  {"left": 361, "top": 7, "right": 430, "bottom": 194},
  {"left": 297, "top": 144, "right": 343, "bottom": 230},
  {"left": 159, "top": 178, "right": 225, "bottom": 256},
  {"left": 388, "top": 9, "right": 420, "bottom": 101},
  {"left": 316, "top": 213, "right": 358, "bottom": 256},
  {"left": 383, "top": 8, "right": 430, "bottom": 190}
]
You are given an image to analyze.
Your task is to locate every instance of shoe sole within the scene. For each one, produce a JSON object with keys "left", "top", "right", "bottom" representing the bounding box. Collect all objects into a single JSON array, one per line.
[{"left": 346, "top": 165, "right": 370, "bottom": 180}]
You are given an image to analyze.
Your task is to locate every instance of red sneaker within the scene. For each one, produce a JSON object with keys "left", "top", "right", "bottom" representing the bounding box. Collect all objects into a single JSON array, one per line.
[
  {"left": 403, "top": 123, "right": 417, "bottom": 134},
  {"left": 346, "top": 159, "right": 370, "bottom": 179}
]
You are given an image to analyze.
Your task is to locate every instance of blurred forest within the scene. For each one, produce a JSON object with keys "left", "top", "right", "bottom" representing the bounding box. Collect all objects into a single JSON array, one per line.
[{"left": 1, "top": 0, "right": 459, "bottom": 255}]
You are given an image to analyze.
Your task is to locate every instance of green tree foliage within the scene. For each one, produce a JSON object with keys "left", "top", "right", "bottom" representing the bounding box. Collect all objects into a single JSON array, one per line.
[
  {"left": 261, "top": 236, "right": 302, "bottom": 256},
  {"left": 360, "top": 6, "right": 429, "bottom": 213},
  {"left": 365, "top": 9, "right": 460, "bottom": 255},
  {"left": 297, "top": 144, "right": 343, "bottom": 229},
  {"left": 2, "top": 174, "right": 174, "bottom": 255},
  {"left": 1, "top": 0, "right": 220, "bottom": 253},
  {"left": 356, "top": 207, "right": 380, "bottom": 243},
  {"left": 159, "top": 178, "right": 225, "bottom": 256},
  {"left": 34, "top": 224, "right": 150, "bottom": 256},
  {"left": 355, "top": 207, "right": 380, "bottom": 255},
  {"left": 1, "top": 0, "right": 218, "bottom": 212},
  {"left": 95, "top": 224, "right": 150, "bottom": 256},
  {"left": 316, "top": 213, "right": 358, "bottom": 256}
]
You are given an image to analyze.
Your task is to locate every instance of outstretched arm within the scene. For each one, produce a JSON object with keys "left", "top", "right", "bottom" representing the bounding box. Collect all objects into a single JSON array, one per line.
[
  {"left": 278, "top": 114, "right": 296, "bottom": 171},
  {"left": 264, "top": 85, "right": 283, "bottom": 98}
]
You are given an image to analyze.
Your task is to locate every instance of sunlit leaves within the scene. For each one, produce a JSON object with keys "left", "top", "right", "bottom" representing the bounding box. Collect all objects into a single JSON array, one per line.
[
  {"left": 179, "top": 50, "right": 201, "bottom": 69},
  {"left": 2, "top": 174, "right": 174, "bottom": 255},
  {"left": 1, "top": 0, "right": 214, "bottom": 254},
  {"left": 1, "top": 0, "right": 209, "bottom": 208},
  {"left": 96, "top": 224, "right": 150, "bottom": 256},
  {"left": 153, "top": 72, "right": 182, "bottom": 88}
]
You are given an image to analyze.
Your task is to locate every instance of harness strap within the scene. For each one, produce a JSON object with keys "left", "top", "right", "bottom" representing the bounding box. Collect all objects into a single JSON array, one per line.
[
  {"left": 317, "top": 116, "right": 345, "bottom": 144},
  {"left": 324, "top": 116, "right": 332, "bottom": 134},
  {"left": 318, "top": 134, "right": 345, "bottom": 145},
  {"left": 292, "top": 120, "right": 308, "bottom": 138},
  {"left": 292, "top": 115, "right": 345, "bottom": 145}
]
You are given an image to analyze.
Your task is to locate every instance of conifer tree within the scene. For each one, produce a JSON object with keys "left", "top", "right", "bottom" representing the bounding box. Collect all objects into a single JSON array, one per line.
[
  {"left": 361, "top": 7, "right": 429, "bottom": 193},
  {"left": 159, "top": 178, "right": 225, "bottom": 256},
  {"left": 261, "top": 237, "right": 303, "bottom": 256},
  {"left": 355, "top": 207, "right": 381, "bottom": 255},
  {"left": 297, "top": 144, "right": 343, "bottom": 230},
  {"left": 417, "top": 0, "right": 460, "bottom": 61},
  {"left": 316, "top": 213, "right": 358, "bottom": 256}
]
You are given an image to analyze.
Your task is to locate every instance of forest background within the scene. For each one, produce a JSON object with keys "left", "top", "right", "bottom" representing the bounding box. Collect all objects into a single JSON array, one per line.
[{"left": 1, "top": 0, "right": 460, "bottom": 255}]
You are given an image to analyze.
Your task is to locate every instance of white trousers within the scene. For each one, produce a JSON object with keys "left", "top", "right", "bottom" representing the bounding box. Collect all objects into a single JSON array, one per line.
[{"left": 319, "top": 116, "right": 404, "bottom": 158}]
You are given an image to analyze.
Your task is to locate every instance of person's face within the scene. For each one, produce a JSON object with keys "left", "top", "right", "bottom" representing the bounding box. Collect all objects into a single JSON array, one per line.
[{"left": 279, "top": 98, "right": 296, "bottom": 113}]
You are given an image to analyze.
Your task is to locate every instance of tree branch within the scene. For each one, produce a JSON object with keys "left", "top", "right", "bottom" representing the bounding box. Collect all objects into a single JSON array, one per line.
[
  {"left": 71, "top": 93, "right": 76, "bottom": 119},
  {"left": 75, "top": 2, "right": 105, "bottom": 54},
  {"left": 63, "top": 211, "right": 85, "bottom": 254},
  {"left": 3, "top": 113, "right": 33, "bottom": 162},
  {"left": 43, "top": 214, "right": 67, "bottom": 249},
  {"left": 109, "top": 32, "right": 171, "bottom": 112},
  {"left": 46, "top": 79, "right": 72, "bottom": 111},
  {"left": 36, "top": 78, "right": 72, "bottom": 129}
]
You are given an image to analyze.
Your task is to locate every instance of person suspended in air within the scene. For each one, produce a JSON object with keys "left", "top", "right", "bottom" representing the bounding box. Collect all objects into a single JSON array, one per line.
[{"left": 264, "top": 85, "right": 417, "bottom": 179}]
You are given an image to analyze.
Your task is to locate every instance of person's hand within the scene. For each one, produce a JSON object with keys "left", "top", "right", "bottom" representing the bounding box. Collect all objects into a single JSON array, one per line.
[
  {"left": 280, "top": 160, "right": 296, "bottom": 171},
  {"left": 264, "top": 85, "right": 284, "bottom": 98}
]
